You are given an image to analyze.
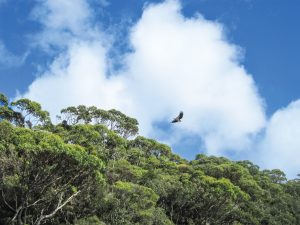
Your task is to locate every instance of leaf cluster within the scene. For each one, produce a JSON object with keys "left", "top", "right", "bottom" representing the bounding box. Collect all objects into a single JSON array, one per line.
[{"left": 0, "top": 94, "right": 299, "bottom": 225}]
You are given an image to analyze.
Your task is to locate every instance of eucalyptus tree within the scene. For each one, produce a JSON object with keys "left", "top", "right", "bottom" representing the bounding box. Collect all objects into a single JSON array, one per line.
[
  {"left": 11, "top": 98, "right": 51, "bottom": 128},
  {"left": 0, "top": 121, "right": 104, "bottom": 225}
]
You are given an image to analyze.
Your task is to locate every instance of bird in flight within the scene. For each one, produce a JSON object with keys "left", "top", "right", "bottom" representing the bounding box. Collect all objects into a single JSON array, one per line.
[{"left": 171, "top": 111, "right": 183, "bottom": 123}]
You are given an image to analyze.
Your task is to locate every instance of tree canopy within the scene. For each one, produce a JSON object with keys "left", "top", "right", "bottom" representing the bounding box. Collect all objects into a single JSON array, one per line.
[{"left": 0, "top": 93, "right": 299, "bottom": 225}]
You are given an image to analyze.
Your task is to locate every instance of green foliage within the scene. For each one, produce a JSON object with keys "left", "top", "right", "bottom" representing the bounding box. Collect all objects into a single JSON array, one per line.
[
  {"left": 106, "top": 159, "right": 147, "bottom": 184},
  {"left": 11, "top": 98, "right": 51, "bottom": 128},
  {"left": 59, "top": 106, "right": 139, "bottom": 139},
  {"left": 99, "top": 181, "right": 161, "bottom": 225},
  {"left": 0, "top": 93, "right": 8, "bottom": 106},
  {"left": 0, "top": 97, "right": 299, "bottom": 225},
  {"left": 0, "top": 123, "right": 104, "bottom": 225},
  {"left": 0, "top": 93, "right": 51, "bottom": 128},
  {"left": 0, "top": 93, "right": 25, "bottom": 126},
  {"left": 74, "top": 216, "right": 106, "bottom": 225}
]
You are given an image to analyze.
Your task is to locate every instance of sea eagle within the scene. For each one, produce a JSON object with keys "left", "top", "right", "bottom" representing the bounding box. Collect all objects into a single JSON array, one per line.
[{"left": 171, "top": 111, "right": 183, "bottom": 123}]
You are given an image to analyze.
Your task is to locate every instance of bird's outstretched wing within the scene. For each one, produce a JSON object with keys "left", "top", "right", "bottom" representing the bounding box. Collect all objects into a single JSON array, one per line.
[
  {"left": 171, "top": 111, "right": 183, "bottom": 123},
  {"left": 178, "top": 111, "right": 183, "bottom": 119}
]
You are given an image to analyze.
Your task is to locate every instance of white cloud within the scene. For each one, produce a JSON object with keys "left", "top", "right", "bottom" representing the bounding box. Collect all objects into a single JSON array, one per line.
[
  {"left": 22, "top": 0, "right": 127, "bottom": 119},
  {"left": 30, "top": 0, "right": 106, "bottom": 51},
  {"left": 22, "top": 41, "right": 127, "bottom": 117},
  {"left": 24, "top": 0, "right": 266, "bottom": 152},
  {"left": 21, "top": 0, "right": 299, "bottom": 177},
  {"left": 257, "top": 100, "right": 300, "bottom": 178},
  {"left": 120, "top": 0, "right": 266, "bottom": 154}
]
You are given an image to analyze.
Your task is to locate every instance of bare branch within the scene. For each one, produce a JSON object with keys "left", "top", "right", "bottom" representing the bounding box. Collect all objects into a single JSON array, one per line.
[
  {"left": 1, "top": 189, "right": 16, "bottom": 212},
  {"left": 35, "top": 191, "right": 81, "bottom": 225}
]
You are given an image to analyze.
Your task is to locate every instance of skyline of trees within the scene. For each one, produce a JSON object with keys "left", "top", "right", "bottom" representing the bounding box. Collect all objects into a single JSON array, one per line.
[{"left": 0, "top": 93, "right": 299, "bottom": 224}]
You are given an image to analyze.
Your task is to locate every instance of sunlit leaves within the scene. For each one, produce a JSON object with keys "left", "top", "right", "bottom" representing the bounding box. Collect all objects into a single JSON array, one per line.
[
  {"left": 0, "top": 98, "right": 299, "bottom": 225},
  {"left": 11, "top": 98, "right": 51, "bottom": 127},
  {"left": 0, "top": 124, "right": 104, "bottom": 224},
  {"left": 59, "top": 105, "right": 139, "bottom": 139}
]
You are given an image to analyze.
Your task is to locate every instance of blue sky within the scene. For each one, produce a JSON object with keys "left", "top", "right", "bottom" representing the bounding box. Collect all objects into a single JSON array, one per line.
[{"left": 0, "top": 0, "right": 300, "bottom": 178}]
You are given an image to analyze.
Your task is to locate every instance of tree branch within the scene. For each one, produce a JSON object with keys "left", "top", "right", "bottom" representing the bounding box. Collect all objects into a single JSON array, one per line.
[
  {"left": 35, "top": 190, "right": 81, "bottom": 225},
  {"left": 1, "top": 189, "right": 16, "bottom": 212}
]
